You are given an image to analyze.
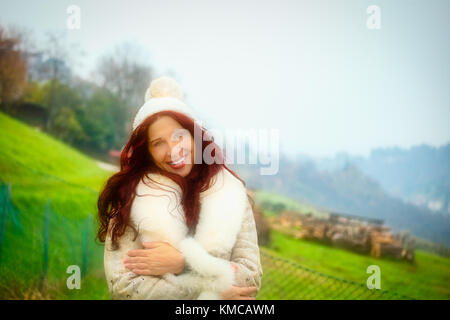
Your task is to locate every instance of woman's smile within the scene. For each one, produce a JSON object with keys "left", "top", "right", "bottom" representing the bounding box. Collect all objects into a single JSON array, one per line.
[
  {"left": 168, "top": 156, "right": 186, "bottom": 169},
  {"left": 148, "top": 115, "right": 195, "bottom": 177}
]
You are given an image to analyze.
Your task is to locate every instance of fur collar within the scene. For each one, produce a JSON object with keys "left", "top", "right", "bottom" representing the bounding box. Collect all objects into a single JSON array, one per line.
[{"left": 133, "top": 167, "right": 249, "bottom": 299}]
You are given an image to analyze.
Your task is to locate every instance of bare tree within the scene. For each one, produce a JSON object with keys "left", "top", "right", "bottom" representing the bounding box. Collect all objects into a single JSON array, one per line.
[
  {"left": 94, "top": 43, "right": 153, "bottom": 116},
  {"left": 29, "top": 31, "right": 83, "bottom": 130}
]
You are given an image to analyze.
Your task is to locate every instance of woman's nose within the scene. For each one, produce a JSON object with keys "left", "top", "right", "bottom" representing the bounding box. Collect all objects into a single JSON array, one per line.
[
  {"left": 167, "top": 139, "right": 179, "bottom": 151},
  {"left": 167, "top": 140, "right": 183, "bottom": 158}
]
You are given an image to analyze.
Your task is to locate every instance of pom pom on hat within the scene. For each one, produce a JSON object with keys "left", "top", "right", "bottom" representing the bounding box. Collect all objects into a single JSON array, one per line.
[
  {"left": 132, "top": 76, "right": 198, "bottom": 131},
  {"left": 144, "top": 76, "right": 184, "bottom": 102}
]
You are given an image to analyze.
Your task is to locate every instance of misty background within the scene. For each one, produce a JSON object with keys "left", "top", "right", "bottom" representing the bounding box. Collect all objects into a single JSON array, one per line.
[
  {"left": 0, "top": 0, "right": 449, "bottom": 244},
  {"left": 1, "top": 0, "right": 449, "bottom": 156}
]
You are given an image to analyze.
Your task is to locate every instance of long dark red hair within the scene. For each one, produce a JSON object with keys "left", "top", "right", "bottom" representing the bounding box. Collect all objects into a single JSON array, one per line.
[{"left": 97, "top": 110, "right": 245, "bottom": 249}]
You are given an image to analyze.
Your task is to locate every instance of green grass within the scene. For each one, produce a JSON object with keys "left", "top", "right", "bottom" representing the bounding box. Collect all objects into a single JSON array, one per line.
[
  {"left": 254, "top": 188, "right": 450, "bottom": 299},
  {"left": 1, "top": 111, "right": 449, "bottom": 300},
  {"left": 253, "top": 189, "right": 328, "bottom": 218},
  {"left": 262, "top": 230, "right": 450, "bottom": 299},
  {"left": 0, "top": 112, "right": 111, "bottom": 299}
]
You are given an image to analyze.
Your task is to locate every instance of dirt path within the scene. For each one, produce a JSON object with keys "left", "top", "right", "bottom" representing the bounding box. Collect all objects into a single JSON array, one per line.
[{"left": 96, "top": 161, "right": 118, "bottom": 172}]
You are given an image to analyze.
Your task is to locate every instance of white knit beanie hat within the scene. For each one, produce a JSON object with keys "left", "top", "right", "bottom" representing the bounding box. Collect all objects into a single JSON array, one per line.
[{"left": 132, "top": 76, "right": 199, "bottom": 131}]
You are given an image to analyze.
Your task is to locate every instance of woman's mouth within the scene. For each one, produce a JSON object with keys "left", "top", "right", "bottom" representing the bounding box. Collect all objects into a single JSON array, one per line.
[{"left": 167, "top": 156, "right": 186, "bottom": 169}]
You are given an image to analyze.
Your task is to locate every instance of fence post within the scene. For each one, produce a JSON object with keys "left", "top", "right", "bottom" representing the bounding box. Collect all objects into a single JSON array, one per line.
[
  {"left": 62, "top": 215, "right": 77, "bottom": 267},
  {"left": 81, "top": 214, "right": 92, "bottom": 278},
  {"left": 41, "top": 199, "right": 51, "bottom": 288},
  {"left": 0, "top": 183, "right": 11, "bottom": 263}
]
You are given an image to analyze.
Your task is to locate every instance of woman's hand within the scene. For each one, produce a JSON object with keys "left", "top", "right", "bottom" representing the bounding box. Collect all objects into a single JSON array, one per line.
[
  {"left": 221, "top": 263, "right": 257, "bottom": 300},
  {"left": 221, "top": 286, "right": 257, "bottom": 300},
  {"left": 124, "top": 241, "right": 185, "bottom": 276}
]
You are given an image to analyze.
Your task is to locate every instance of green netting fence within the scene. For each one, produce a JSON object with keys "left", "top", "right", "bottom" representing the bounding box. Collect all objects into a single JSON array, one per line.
[
  {"left": 0, "top": 179, "right": 415, "bottom": 300},
  {"left": 0, "top": 181, "right": 97, "bottom": 296},
  {"left": 256, "top": 249, "right": 414, "bottom": 300}
]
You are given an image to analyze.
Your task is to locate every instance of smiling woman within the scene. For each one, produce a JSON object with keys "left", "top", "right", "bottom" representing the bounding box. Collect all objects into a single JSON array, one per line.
[
  {"left": 97, "top": 76, "right": 263, "bottom": 300},
  {"left": 147, "top": 115, "right": 195, "bottom": 177}
]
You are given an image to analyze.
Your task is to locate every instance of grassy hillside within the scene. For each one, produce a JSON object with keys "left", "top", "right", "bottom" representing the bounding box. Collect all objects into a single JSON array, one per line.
[
  {"left": 0, "top": 112, "right": 111, "bottom": 299},
  {"left": 262, "top": 230, "right": 450, "bottom": 299},
  {"left": 254, "top": 189, "right": 450, "bottom": 299},
  {"left": 253, "top": 189, "right": 328, "bottom": 218},
  {"left": 1, "top": 111, "right": 448, "bottom": 300}
]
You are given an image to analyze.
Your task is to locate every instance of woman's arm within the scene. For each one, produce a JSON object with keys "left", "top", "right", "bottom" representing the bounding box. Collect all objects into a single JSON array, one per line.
[
  {"left": 229, "top": 203, "right": 263, "bottom": 290},
  {"left": 124, "top": 192, "right": 263, "bottom": 295},
  {"left": 124, "top": 242, "right": 185, "bottom": 276},
  {"left": 105, "top": 179, "right": 234, "bottom": 300},
  {"left": 108, "top": 268, "right": 200, "bottom": 300},
  {"left": 179, "top": 201, "right": 263, "bottom": 291},
  {"left": 113, "top": 171, "right": 262, "bottom": 299},
  {"left": 123, "top": 240, "right": 260, "bottom": 300}
]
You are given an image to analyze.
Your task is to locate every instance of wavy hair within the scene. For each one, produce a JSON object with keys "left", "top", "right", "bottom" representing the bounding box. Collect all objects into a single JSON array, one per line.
[{"left": 96, "top": 110, "right": 246, "bottom": 249}]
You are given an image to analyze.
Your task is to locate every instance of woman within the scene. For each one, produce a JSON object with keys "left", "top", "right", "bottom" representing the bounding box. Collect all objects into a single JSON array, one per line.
[{"left": 97, "top": 77, "right": 262, "bottom": 300}]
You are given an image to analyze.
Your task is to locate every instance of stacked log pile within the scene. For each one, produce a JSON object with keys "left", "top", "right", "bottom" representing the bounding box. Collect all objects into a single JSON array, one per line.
[
  {"left": 247, "top": 190, "right": 271, "bottom": 246},
  {"left": 269, "top": 211, "right": 415, "bottom": 262},
  {"left": 253, "top": 208, "right": 271, "bottom": 246}
]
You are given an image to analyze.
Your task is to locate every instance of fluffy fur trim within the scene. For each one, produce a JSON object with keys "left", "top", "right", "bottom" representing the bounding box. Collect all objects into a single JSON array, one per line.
[
  {"left": 195, "top": 169, "right": 248, "bottom": 254},
  {"left": 120, "top": 168, "right": 248, "bottom": 299},
  {"left": 130, "top": 173, "right": 187, "bottom": 244},
  {"left": 178, "top": 237, "right": 234, "bottom": 293}
]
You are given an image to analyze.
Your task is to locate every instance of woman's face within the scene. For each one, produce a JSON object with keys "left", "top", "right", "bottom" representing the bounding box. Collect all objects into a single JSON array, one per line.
[{"left": 147, "top": 115, "right": 195, "bottom": 177}]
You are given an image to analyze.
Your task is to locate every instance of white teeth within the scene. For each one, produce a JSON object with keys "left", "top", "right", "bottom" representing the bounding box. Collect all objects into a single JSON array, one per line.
[{"left": 169, "top": 157, "right": 185, "bottom": 165}]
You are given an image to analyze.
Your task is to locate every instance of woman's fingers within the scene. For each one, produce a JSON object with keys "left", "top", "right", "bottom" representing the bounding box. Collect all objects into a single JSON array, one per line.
[
  {"left": 238, "top": 286, "right": 258, "bottom": 296},
  {"left": 127, "top": 249, "right": 150, "bottom": 257},
  {"left": 124, "top": 263, "right": 148, "bottom": 270},
  {"left": 142, "top": 241, "right": 165, "bottom": 249},
  {"left": 124, "top": 256, "right": 148, "bottom": 264},
  {"left": 237, "top": 296, "right": 256, "bottom": 300},
  {"left": 130, "top": 268, "right": 152, "bottom": 276}
]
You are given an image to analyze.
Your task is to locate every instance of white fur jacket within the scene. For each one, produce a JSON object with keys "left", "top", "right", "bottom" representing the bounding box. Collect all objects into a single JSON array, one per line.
[{"left": 103, "top": 168, "right": 263, "bottom": 300}]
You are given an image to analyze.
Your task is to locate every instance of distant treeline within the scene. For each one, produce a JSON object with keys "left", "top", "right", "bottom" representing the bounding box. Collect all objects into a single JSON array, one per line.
[
  {"left": 413, "top": 237, "right": 450, "bottom": 258},
  {"left": 239, "top": 157, "right": 450, "bottom": 246},
  {"left": 0, "top": 25, "right": 154, "bottom": 157}
]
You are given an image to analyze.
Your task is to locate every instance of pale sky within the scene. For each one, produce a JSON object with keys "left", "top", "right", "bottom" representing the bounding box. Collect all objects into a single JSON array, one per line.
[{"left": 1, "top": 0, "right": 449, "bottom": 158}]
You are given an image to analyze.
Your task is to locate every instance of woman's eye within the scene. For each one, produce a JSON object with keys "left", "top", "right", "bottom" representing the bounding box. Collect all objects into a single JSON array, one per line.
[
  {"left": 172, "top": 130, "right": 189, "bottom": 141},
  {"left": 171, "top": 135, "right": 182, "bottom": 142}
]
